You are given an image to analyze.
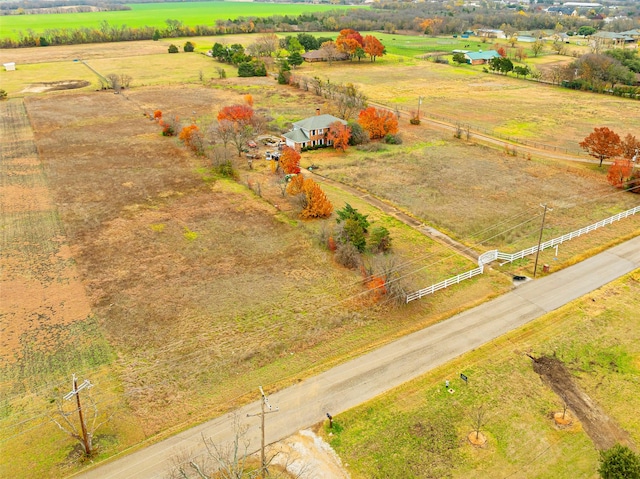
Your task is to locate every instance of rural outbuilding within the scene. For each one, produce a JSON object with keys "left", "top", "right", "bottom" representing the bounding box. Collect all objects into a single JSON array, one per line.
[
  {"left": 464, "top": 50, "right": 501, "bottom": 65},
  {"left": 3, "top": 62, "right": 16, "bottom": 71}
]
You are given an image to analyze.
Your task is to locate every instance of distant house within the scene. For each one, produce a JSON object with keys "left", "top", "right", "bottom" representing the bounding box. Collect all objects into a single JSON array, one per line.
[
  {"left": 464, "top": 50, "right": 501, "bottom": 65},
  {"left": 546, "top": 6, "right": 577, "bottom": 16},
  {"left": 301, "top": 50, "right": 349, "bottom": 63},
  {"left": 620, "top": 29, "right": 640, "bottom": 39},
  {"left": 3, "top": 62, "right": 16, "bottom": 71},
  {"left": 282, "top": 111, "right": 347, "bottom": 151},
  {"left": 591, "top": 31, "right": 635, "bottom": 45},
  {"left": 476, "top": 29, "right": 506, "bottom": 39},
  {"left": 517, "top": 35, "right": 537, "bottom": 43}
]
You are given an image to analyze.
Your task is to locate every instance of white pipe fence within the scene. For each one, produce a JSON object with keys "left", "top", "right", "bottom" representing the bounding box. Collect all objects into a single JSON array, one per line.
[{"left": 406, "top": 205, "right": 640, "bottom": 303}]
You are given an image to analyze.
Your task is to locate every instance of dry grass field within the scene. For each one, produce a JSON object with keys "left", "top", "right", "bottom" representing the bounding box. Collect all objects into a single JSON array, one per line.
[
  {"left": 305, "top": 58, "right": 640, "bottom": 153},
  {"left": 0, "top": 36, "right": 638, "bottom": 477}
]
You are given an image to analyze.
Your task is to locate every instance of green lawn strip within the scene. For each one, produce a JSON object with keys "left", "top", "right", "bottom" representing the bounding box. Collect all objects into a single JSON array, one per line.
[
  {"left": 325, "top": 271, "right": 640, "bottom": 478},
  {"left": 0, "top": 2, "right": 361, "bottom": 40}
]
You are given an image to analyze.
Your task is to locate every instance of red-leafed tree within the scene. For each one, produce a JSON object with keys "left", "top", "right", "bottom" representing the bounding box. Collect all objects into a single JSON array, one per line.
[
  {"left": 496, "top": 46, "right": 507, "bottom": 58},
  {"left": 358, "top": 107, "right": 399, "bottom": 140},
  {"left": 327, "top": 121, "right": 351, "bottom": 152},
  {"left": 363, "top": 36, "right": 385, "bottom": 62},
  {"left": 216, "top": 104, "right": 261, "bottom": 157},
  {"left": 217, "top": 104, "right": 254, "bottom": 124},
  {"left": 279, "top": 146, "right": 301, "bottom": 175},
  {"left": 607, "top": 159, "right": 633, "bottom": 188},
  {"left": 579, "top": 127, "right": 622, "bottom": 167}
]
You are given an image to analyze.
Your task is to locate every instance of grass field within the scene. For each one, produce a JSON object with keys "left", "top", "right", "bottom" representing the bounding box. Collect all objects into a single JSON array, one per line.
[
  {"left": 0, "top": 1, "right": 361, "bottom": 40},
  {"left": 324, "top": 270, "right": 640, "bottom": 478},
  {"left": 0, "top": 38, "right": 638, "bottom": 478}
]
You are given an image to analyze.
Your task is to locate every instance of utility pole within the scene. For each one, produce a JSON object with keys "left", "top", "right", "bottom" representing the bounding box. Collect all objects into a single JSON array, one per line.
[
  {"left": 533, "top": 204, "right": 552, "bottom": 278},
  {"left": 417, "top": 96, "right": 423, "bottom": 119},
  {"left": 63, "top": 374, "right": 93, "bottom": 456},
  {"left": 247, "top": 386, "right": 279, "bottom": 477}
]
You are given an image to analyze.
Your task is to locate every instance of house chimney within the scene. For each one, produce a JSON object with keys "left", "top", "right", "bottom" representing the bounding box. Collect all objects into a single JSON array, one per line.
[{"left": 316, "top": 108, "right": 320, "bottom": 116}]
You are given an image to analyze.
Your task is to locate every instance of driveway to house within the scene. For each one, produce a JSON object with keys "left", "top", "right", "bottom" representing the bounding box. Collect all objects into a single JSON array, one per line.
[{"left": 74, "top": 235, "right": 640, "bottom": 479}]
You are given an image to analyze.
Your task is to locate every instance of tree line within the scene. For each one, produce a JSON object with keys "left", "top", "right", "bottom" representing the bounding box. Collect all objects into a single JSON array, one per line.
[{"left": 2, "top": 2, "right": 636, "bottom": 48}]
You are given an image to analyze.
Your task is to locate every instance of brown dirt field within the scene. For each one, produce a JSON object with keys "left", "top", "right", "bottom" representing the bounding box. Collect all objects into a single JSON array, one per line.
[
  {"left": 533, "top": 355, "right": 636, "bottom": 451},
  {"left": 0, "top": 99, "right": 92, "bottom": 363}
]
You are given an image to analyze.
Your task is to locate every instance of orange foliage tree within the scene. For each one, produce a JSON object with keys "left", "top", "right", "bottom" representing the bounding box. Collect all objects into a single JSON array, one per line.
[
  {"left": 607, "top": 159, "right": 633, "bottom": 188},
  {"left": 279, "top": 146, "right": 301, "bottom": 174},
  {"left": 300, "top": 178, "right": 333, "bottom": 219},
  {"left": 363, "top": 35, "right": 385, "bottom": 62},
  {"left": 153, "top": 110, "right": 162, "bottom": 120},
  {"left": 285, "top": 173, "right": 304, "bottom": 196},
  {"left": 178, "top": 124, "right": 203, "bottom": 154},
  {"left": 244, "top": 94, "right": 253, "bottom": 107},
  {"left": 217, "top": 104, "right": 254, "bottom": 124},
  {"left": 358, "top": 107, "right": 398, "bottom": 140},
  {"left": 336, "top": 29, "right": 364, "bottom": 59},
  {"left": 419, "top": 18, "right": 443, "bottom": 35},
  {"left": 327, "top": 121, "right": 352, "bottom": 152},
  {"left": 579, "top": 127, "right": 622, "bottom": 167}
]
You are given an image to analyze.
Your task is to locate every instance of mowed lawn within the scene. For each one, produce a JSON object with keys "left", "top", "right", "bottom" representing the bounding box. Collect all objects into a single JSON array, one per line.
[
  {"left": 0, "top": 1, "right": 361, "bottom": 40},
  {"left": 325, "top": 270, "right": 640, "bottom": 479}
]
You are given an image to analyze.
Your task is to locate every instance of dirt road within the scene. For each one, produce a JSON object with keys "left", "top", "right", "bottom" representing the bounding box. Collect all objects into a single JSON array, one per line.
[{"left": 74, "top": 235, "right": 640, "bottom": 479}]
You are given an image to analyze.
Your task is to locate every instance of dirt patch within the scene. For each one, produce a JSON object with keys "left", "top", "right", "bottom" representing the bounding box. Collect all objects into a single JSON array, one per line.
[
  {"left": 532, "top": 355, "right": 635, "bottom": 451},
  {"left": 266, "top": 429, "right": 350, "bottom": 479},
  {"left": 21, "top": 80, "right": 90, "bottom": 93}
]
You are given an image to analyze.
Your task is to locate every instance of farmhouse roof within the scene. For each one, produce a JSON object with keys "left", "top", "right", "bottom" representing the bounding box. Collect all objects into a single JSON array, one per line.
[
  {"left": 292, "top": 114, "right": 346, "bottom": 131},
  {"left": 620, "top": 29, "right": 640, "bottom": 36},
  {"left": 282, "top": 129, "right": 310, "bottom": 143},
  {"left": 465, "top": 50, "right": 501, "bottom": 61}
]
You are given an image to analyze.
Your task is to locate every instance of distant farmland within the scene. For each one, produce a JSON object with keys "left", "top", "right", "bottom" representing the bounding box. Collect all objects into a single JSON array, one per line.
[{"left": 0, "top": 1, "right": 363, "bottom": 40}]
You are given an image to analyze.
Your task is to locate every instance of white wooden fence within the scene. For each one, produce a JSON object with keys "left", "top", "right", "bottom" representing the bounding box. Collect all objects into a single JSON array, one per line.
[{"left": 406, "top": 205, "right": 640, "bottom": 303}]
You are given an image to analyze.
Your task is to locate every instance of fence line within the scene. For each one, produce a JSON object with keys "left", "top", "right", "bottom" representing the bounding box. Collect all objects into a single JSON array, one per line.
[{"left": 406, "top": 205, "right": 640, "bottom": 303}]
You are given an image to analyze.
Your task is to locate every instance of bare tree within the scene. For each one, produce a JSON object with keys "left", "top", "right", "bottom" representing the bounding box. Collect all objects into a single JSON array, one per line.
[
  {"left": 166, "top": 417, "right": 307, "bottom": 479},
  {"left": 105, "top": 73, "right": 120, "bottom": 91},
  {"left": 470, "top": 405, "right": 487, "bottom": 442},
  {"left": 319, "top": 41, "right": 340, "bottom": 66},
  {"left": 48, "top": 381, "right": 115, "bottom": 457}
]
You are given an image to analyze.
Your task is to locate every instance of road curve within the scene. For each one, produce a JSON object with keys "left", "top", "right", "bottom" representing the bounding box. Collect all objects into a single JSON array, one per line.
[{"left": 74, "top": 235, "right": 640, "bottom": 479}]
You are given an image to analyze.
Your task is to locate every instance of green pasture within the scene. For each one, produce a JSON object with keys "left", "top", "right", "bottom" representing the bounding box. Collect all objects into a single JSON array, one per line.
[
  {"left": 326, "top": 271, "right": 640, "bottom": 478},
  {"left": 0, "top": 1, "right": 361, "bottom": 40}
]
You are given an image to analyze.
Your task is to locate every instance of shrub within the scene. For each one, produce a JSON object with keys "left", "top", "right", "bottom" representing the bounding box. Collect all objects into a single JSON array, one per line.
[
  {"left": 342, "top": 218, "right": 367, "bottom": 252},
  {"left": 348, "top": 121, "right": 369, "bottom": 146},
  {"left": 369, "top": 226, "right": 392, "bottom": 253},
  {"left": 168, "top": 44, "right": 179, "bottom": 54},
  {"left": 0, "top": 89, "right": 7, "bottom": 100},
  {"left": 336, "top": 203, "right": 369, "bottom": 233},
  {"left": 335, "top": 242, "right": 361, "bottom": 269},
  {"left": 184, "top": 41, "right": 195, "bottom": 52},
  {"left": 384, "top": 133, "right": 402, "bottom": 144},
  {"left": 598, "top": 444, "right": 640, "bottom": 479}
]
